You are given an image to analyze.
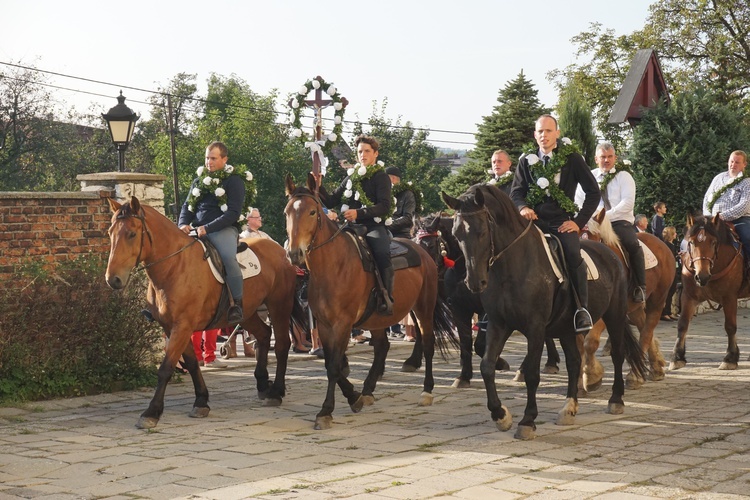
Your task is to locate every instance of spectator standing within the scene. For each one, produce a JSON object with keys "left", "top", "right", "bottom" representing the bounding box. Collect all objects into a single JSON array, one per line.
[
  {"left": 661, "top": 226, "right": 680, "bottom": 321},
  {"left": 651, "top": 202, "right": 667, "bottom": 240}
]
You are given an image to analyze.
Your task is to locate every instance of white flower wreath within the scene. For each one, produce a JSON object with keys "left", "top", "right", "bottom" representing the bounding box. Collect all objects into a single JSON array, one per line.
[{"left": 289, "top": 76, "right": 347, "bottom": 154}]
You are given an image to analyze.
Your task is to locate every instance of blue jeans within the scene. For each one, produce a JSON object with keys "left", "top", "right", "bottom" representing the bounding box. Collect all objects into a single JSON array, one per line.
[
  {"left": 732, "top": 216, "right": 750, "bottom": 257},
  {"left": 207, "top": 226, "right": 243, "bottom": 300}
]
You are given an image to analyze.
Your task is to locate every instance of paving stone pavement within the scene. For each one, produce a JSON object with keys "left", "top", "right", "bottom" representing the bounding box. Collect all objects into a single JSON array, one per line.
[{"left": 2, "top": 310, "right": 750, "bottom": 499}]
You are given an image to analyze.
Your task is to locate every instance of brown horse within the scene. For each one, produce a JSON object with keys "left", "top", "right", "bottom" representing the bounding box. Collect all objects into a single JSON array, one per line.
[
  {"left": 672, "top": 214, "right": 750, "bottom": 370},
  {"left": 284, "top": 174, "right": 454, "bottom": 430},
  {"left": 105, "top": 196, "right": 305, "bottom": 429},
  {"left": 582, "top": 209, "right": 674, "bottom": 390}
]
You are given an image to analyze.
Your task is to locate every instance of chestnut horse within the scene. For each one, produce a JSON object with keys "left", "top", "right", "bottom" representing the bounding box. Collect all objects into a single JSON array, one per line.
[
  {"left": 672, "top": 214, "right": 750, "bottom": 370},
  {"left": 582, "top": 209, "right": 674, "bottom": 390},
  {"left": 105, "top": 197, "right": 305, "bottom": 429},
  {"left": 284, "top": 174, "right": 454, "bottom": 430},
  {"left": 443, "top": 184, "right": 646, "bottom": 440}
]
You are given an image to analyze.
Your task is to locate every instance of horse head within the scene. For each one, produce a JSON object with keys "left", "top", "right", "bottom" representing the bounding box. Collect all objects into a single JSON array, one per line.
[
  {"left": 105, "top": 196, "right": 149, "bottom": 290},
  {"left": 684, "top": 213, "right": 723, "bottom": 286},
  {"left": 581, "top": 208, "right": 620, "bottom": 247},
  {"left": 415, "top": 213, "right": 451, "bottom": 271},
  {"left": 284, "top": 173, "right": 325, "bottom": 266},
  {"left": 442, "top": 186, "right": 492, "bottom": 293}
]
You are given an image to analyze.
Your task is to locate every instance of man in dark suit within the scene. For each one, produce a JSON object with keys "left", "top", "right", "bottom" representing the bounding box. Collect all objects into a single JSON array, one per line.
[{"left": 510, "top": 115, "right": 601, "bottom": 332}]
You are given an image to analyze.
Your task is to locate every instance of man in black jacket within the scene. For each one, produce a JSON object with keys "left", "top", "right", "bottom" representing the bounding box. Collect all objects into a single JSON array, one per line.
[
  {"left": 386, "top": 166, "right": 416, "bottom": 239},
  {"left": 510, "top": 115, "right": 601, "bottom": 332}
]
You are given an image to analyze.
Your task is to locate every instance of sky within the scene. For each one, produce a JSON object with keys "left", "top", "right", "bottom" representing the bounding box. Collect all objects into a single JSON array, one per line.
[{"left": 1, "top": 0, "right": 655, "bottom": 150}]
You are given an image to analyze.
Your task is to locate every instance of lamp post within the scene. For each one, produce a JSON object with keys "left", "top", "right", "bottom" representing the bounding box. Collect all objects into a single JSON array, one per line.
[{"left": 102, "top": 91, "right": 139, "bottom": 172}]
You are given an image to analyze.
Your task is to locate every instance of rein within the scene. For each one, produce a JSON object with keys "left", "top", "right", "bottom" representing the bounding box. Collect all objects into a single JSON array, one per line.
[
  {"left": 458, "top": 206, "right": 534, "bottom": 268},
  {"left": 683, "top": 227, "right": 742, "bottom": 282}
]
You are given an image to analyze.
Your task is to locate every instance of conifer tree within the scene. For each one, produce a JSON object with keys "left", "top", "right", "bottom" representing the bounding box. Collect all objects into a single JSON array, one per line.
[{"left": 557, "top": 85, "right": 597, "bottom": 166}]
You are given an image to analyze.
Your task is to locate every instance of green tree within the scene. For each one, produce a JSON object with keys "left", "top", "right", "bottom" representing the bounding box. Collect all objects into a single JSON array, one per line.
[
  {"left": 471, "top": 71, "right": 550, "bottom": 163},
  {"left": 557, "top": 84, "right": 597, "bottom": 166},
  {"left": 630, "top": 89, "right": 750, "bottom": 227},
  {"left": 439, "top": 160, "right": 488, "bottom": 198}
]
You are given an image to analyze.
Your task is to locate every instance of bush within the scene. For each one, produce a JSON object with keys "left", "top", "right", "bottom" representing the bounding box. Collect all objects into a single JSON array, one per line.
[{"left": 0, "top": 254, "right": 161, "bottom": 402}]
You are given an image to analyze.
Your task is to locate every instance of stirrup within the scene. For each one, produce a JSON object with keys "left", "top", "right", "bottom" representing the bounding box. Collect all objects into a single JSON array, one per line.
[
  {"left": 633, "top": 286, "right": 646, "bottom": 303},
  {"left": 574, "top": 308, "right": 593, "bottom": 333},
  {"left": 377, "top": 292, "right": 394, "bottom": 316},
  {"left": 227, "top": 305, "right": 243, "bottom": 324}
]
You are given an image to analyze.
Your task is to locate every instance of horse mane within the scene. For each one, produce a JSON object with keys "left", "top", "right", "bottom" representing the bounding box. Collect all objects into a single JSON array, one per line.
[
  {"left": 463, "top": 183, "right": 526, "bottom": 231},
  {"left": 587, "top": 210, "right": 621, "bottom": 247},
  {"left": 687, "top": 215, "right": 729, "bottom": 243}
]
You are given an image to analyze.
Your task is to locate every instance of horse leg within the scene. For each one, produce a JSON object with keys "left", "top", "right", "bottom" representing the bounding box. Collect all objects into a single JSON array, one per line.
[
  {"left": 670, "top": 293, "right": 698, "bottom": 370},
  {"left": 580, "top": 320, "right": 606, "bottom": 396},
  {"left": 542, "top": 337, "right": 560, "bottom": 374},
  {"left": 247, "top": 314, "right": 272, "bottom": 400},
  {"left": 315, "top": 327, "right": 361, "bottom": 430},
  {"left": 417, "top": 316, "right": 436, "bottom": 407},
  {"left": 266, "top": 306, "right": 292, "bottom": 405},
  {"left": 480, "top": 323, "right": 513, "bottom": 433},
  {"left": 401, "top": 317, "right": 423, "bottom": 372},
  {"left": 361, "top": 328, "right": 390, "bottom": 405},
  {"left": 451, "top": 307, "right": 475, "bottom": 388},
  {"left": 557, "top": 333, "right": 580, "bottom": 426},
  {"left": 719, "top": 300, "right": 740, "bottom": 370},
  {"left": 515, "top": 334, "right": 544, "bottom": 440}
]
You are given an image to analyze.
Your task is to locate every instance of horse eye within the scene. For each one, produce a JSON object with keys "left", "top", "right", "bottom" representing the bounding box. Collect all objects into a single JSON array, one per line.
[
  {"left": 127, "top": 231, "right": 137, "bottom": 239},
  {"left": 309, "top": 209, "right": 316, "bottom": 216}
]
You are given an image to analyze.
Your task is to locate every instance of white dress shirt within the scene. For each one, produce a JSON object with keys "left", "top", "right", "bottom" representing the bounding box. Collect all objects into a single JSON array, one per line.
[{"left": 575, "top": 167, "right": 636, "bottom": 224}]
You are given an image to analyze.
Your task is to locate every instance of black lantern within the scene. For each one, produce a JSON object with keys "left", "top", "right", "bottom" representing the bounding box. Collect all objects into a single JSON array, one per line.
[{"left": 102, "top": 91, "right": 139, "bottom": 172}]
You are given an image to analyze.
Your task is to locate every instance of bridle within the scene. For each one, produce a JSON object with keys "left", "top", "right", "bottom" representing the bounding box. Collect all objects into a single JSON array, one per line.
[
  {"left": 291, "top": 192, "right": 346, "bottom": 254},
  {"left": 416, "top": 228, "right": 449, "bottom": 271},
  {"left": 458, "top": 205, "right": 534, "bottom": 268},
  {"left": 683, "top": 226, "right": 740, "bottom": 281}
]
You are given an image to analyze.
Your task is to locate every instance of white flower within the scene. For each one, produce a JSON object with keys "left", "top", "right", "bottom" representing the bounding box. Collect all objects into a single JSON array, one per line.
[
  {"left": 347, "top": 167, "right": 355, "bottom": 176},
  {"left": 345, "top": 180, "right": 353, "bottom": 189},
  {"left": 334, "top": 102, "right": 343, "bottom": 111},
  {"left": 326, "top": 85, "right": 336, "bottom": 96},
  {"left": 334, "top": 115, "right": 342, "bottom": 124},
  {"left": 327, "top": 133, "right": 337, "bottom": 142},
  {"left": 354, "top": 191, "right": 360, "bottom": 201},
  {"left": 385, "top": 218, "right": 393, "bottom": 226},
  {"left": 299, "top": 86, "right": 308, "bottom": 95},
  {"left": 609, "top": 168, "right": 617, "bottom": 174},
  {"left": 292, "top": 128, "right": 302, "bottom": 137},
  {"left": 196, "top": 166, "right": 205, "bottom": 175},
  {"left": 238, "top": 214, "right": 245, "bottom": 222},
  {"left": 488, "top": 178, "right": 497, "bottom": 185},
  {"left": 377, "top": 160, "right": 384, "bottom": 167},
  {"left": 561, "top": 137, "right": 572, "bottom": 145},
  {"left": 224, "top": 165, "right": 234, "bottom": 173},
  {"left": 374, "top": 217, "right": 382, "bottom": 223},
  {"left": 188, "top": 205, "right": 194, "bottom": 212},
  {"left": 291, "top": 99, "right": 300, "bottom": 109},
  {"left": 537, "top": 177, "right": 550, "bottom": 189},
  {"left": 527, "top": 154, "right": 540, "bottom": 166},
  {"left": 344, "top": 189, "right": 353, "bottom": 198},
  {"left": 623, "top": 159, "right": 632, "bottom": 166},
  {"left": 220, "top": 204, "right": 228, "bottom": 212},
  {"left": 311, "top": 79, "right": 321, "bottom": 89},
  {"left": 341, "top": 204, "right": 350, "bottom": 211},
  {"left": 357, "top": 166, "right": 367, "bottom": 176},
  {"left": 203, "top": 177, "right": 213, "bottom": 186},
  {"left": 191, "top": 187, "right": 201, "bottom": 197},
  {"left": 246, "top": 171, "right": 253, "bottom": 181},
  {"left": 393, "top": 197, "right": 397, "bottom": 205},
  {"left": 407, "top": 181, "right": 413, "bottom": 186},
  {"left": 212, "top": 177, "right": 220, "bottom": 184},
  {"left": 215, "top": 187, "right": 226, "bottom": 197}
]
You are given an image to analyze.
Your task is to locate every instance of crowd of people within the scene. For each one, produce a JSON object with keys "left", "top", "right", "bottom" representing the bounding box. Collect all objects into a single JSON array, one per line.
[{"left": 171, "top": 122, "right": 749, "bottom": 369}]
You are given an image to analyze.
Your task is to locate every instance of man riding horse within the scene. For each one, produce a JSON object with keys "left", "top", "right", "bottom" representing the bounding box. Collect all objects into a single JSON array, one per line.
[{"left": 317, "top": 135, "right": 394, "bottom": 315}]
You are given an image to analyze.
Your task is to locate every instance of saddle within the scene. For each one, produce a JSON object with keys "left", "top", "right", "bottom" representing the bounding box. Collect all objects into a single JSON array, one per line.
[{"left": 538, "top": 227, "right": 599, "bottom": 282}]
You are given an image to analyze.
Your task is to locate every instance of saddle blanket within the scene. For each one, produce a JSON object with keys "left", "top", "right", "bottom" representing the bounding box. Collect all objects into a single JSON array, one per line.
[
  {"left": 619, "top": 240, "right": 658, "bottom": 270},
  {"left": 199, "top": 240, "right": 261, "bottom": 283}
]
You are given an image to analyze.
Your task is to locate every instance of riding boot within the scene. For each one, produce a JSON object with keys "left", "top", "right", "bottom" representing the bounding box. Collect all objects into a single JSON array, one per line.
[
  {"left": 228, "top": 297, "right": 244, "bottom": 324},
  {"left": 571, "top": 261, "right": 593, "bottom": 333},
  {"left": 631, "top": 246, "right": 647, "bottom": 303},
  {"left": 378, "top": 265, "right": 395, "bottom": 316}
]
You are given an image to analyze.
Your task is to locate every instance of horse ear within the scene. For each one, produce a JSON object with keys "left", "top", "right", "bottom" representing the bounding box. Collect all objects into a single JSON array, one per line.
[
  {"left": 686, "top": 213, "right": 695, "bottom": 228},
  {"left": 130, "top": 196, "right": 141, "bottom": 213},
  {"left": 712, "top": 213, "right": 722, "bottom": 226},
  {"left": 475, "top": 187, "right": 485, "bottom": 207},
  {"left": 285, "top": 174, "right": 296, "bottom": 197},
  {"left": 307, "top": 172, "right": 317, "bottom": 193},
  {"left": 441, "top": 191, "right": 460, "bottom": 210},
  {"left": 107, "top": 197, "right": 121, "bottom": 213},
  {"left": 594, "top": 208, "right": 606, "bottom": 224},
  {"left": 427, "top": 212, "right": 441, "bottom": 232}
]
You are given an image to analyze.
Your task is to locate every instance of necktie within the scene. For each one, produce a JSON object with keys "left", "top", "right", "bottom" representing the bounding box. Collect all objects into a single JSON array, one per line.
[{"left": 542, "top": 155, "right": 550, "bottom": 166}]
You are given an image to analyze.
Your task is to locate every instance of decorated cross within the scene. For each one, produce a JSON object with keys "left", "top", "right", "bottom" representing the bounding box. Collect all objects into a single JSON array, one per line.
[{"left": 289, "top": 76, "right": 348, "bottom": 177}]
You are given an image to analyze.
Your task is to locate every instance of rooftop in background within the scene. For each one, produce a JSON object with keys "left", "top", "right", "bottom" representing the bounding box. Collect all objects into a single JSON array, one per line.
[{"left": 608, "top": 48, "right": 670, "bottom": 127}]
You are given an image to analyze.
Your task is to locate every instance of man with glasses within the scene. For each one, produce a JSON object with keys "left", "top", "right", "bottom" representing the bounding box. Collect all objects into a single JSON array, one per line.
[{"left": 240, "top": 208, "right": 272, "bottom": 240}]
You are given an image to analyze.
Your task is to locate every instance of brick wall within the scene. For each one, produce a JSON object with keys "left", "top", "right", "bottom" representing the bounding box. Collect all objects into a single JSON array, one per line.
[{"left": 0, "top": 191, "right": 114, "bottom": 285}]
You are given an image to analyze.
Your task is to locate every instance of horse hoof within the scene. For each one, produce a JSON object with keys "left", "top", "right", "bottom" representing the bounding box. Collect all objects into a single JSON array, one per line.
[
  {"left": 625, "top": 378, "right": 643, "bottom": 390},
  {"left": 136, "top": 417, "right": 159, "bottom": 429},
  {"left": 557, "top": 412, "right": 576, "bottom": 426},
  {"left": 577, "top": 387, "right": 588, "bottom": 398},
  {"left": 650, "top": 371, "right": 666, "bottom": 382},
  {"left": 513, "top": 370, "right": 525, "bottom": 382},
  {"left": 608, "top": 402, "right": 625, "bottom": 415},
  {"left": 514, "top": 425, "right": 536, "bottom": 440},
  {"left": 585, "top": 379, "right": 603, "bottom": 393},
  {"left": 495, "top": 406, "right": 512, "bottom": 432},
  {"left": 262, "top": 398, "right": 283, "bottom": 407},
  {"left": 361, "top": 395, "right": 376, "bottom": 406},
  {"left": 257, "top": 390, "right": 268, "bottom": 400},
  {"left": 496, "top": 357, "right": 510, "bottom": 371},
  {"left": 314, "top": 416, "right": 333, "bottom": 430},
  {"left": 542, "top": 364, "right": 559, "bottom": 374},
  {"left": 418, "top": 391, "right": 434, "bottom": 407},
  {"left": 351, "top": 396, "right": 364, "bottom": 413},
  {"left": 719, "top": 362, "right": 738, "bottom": 370},
  {"left": 451, "top": 378, "right": 471, "bottom": 388},
  {"left": 401, "top": 363, "right": 419, "bottom": 373},
  {"left": 669, "top": 360, "right": 686, "bottom": 370},
  {"left": 189, "top": 406, "right": 210, "bottom": 419}
]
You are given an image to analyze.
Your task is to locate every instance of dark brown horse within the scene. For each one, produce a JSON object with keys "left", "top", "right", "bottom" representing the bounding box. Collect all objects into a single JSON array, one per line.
[
  {"left": 284, "top": 174, "right": 454, "bottom": 430},
  {"left": 443, "top": 184, "right": 647, "bottom": 440},
  {"left": 581, "top": 209, "right": 675, "bottom": 390},
  {"left": 105, "top": 196, "right": 305, "bottom": 429},
  {"left": 672, "top": 214, "right": 750, "bottom": 370}
]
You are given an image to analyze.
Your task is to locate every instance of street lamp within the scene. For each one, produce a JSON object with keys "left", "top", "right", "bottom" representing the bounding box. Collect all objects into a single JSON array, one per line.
[{"left": 102, "top": 91, "right": 139, "bottom": 172}]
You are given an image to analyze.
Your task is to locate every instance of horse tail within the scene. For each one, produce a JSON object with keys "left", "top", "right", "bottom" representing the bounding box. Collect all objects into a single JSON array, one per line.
[
  {"left": 621, "top": 321, "right": 648, "bottom": 381},
  {"left": 432, "top": 296, "right": 460, "bottom": 360},
  {"left": 290, "top": 292, "right": 309, "bottom": 336}
]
